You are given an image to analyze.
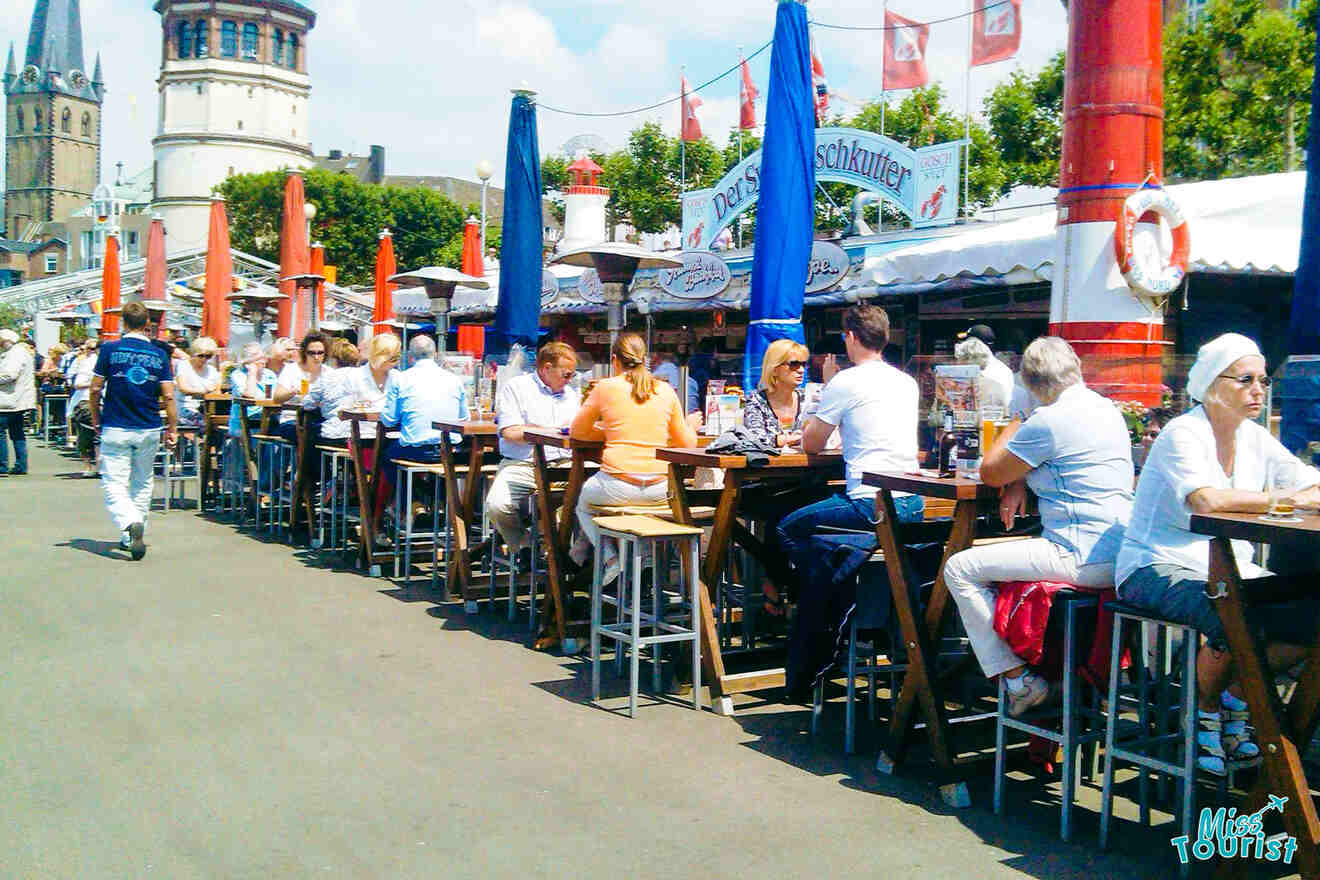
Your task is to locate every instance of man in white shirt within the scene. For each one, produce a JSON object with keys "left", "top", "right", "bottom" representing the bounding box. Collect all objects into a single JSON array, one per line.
[
  {"left": 958, "top": 324, "right": 1014, "bottom": 410},
  {"left": 483, "top": 342, "right": 581, "bottom": 565},
  {"left": 774, "top": 305, "right": 924, "bottom": 587}
]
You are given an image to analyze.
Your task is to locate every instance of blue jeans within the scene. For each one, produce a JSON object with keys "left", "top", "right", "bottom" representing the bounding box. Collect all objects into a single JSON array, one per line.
[
  {"left": 773, "top": 492, "right": 925, "bottom": 593},
  {"left": 0, "top": 410, "right": 28, "bottom": 472}
]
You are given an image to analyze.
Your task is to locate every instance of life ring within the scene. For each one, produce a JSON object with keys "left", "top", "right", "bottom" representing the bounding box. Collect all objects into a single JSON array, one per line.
[{"left": 1114, "top": 187, "right": 1190, "bottom": 298}]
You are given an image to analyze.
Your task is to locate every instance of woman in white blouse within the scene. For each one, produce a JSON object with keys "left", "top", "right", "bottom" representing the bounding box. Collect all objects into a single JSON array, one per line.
[{"left": 1117, "top": 333, "right": 1320, "bottom": 775}]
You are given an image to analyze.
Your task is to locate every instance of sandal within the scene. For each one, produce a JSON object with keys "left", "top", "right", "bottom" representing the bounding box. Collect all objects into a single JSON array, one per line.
[
  {"left": 1196, "top": 711, "right": 1228, "bottom": 776},
  {"left": 1220, "top": 692, "right": 1261, "bottom": 760}
]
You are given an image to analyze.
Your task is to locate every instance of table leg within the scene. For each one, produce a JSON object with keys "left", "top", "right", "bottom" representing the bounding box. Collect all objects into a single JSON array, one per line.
[
  {"left": 237, "top": 404, "right": 257, "bottom": 523},
  {"left": 349, "top": 420, "right": 375, "bottom": 571},
  {"left": 875, "top": 492, "right": 975, "bottom": 773},
  {"left": 1208, "top": 537, "right": 1320, "bottom": 880},
  {"left": 457, "top": 437, "right": 487, "bottom": 603},
  {"left": 439, "top": 431, "right": 466, "bottom": 599},
  {"left": 669, "top": 464, "right": 734, "bottom": 704},
  {"left": 532, "top": 445, "right": 569, "bottom": 649}
]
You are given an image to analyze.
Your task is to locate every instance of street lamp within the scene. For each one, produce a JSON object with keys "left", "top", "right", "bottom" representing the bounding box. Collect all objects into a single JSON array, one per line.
[
  {"left": 303, "top": 201, "right": 317, "bottom": 246},
  {"left": 475, "top": 159, "right": 493, "bottom": 257}
]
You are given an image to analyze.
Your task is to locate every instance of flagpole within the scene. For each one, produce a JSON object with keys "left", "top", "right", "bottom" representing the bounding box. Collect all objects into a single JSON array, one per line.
[
  {"left": 963, "top": 0, "right": 973, "bottom": 221},
  {"left": 680, "top": 65, "right": 687, "bottom": 202},
  {"left": 880, "top": 1, "right": 887, "bottom": 137}
]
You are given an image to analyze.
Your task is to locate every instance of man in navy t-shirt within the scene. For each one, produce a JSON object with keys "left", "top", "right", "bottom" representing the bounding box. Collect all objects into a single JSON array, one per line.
[{"left": 90, "top": 302, "right": 177, "bottom": 560}]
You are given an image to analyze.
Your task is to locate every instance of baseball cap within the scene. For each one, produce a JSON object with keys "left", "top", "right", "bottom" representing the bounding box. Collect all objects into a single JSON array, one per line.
[{"left": 958, "top": 324, "right": 995, "bottom": 347}]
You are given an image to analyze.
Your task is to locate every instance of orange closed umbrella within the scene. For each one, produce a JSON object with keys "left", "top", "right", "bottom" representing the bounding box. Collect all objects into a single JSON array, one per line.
[
  {"left": 143, "top": 215, "right": 169, "bottom": 339},
  {"left": 202, "top": 198, "right": 233, "bottom": 346},
  {"left": 460, "top": 215, "right": 483, "bottom": 277},
  {"left": 100, "top": 233, "right": 121, "bottom": 340},
  {"left": 278, "top": 172, "right": 310, "bottom": 339},
  {"left": 373, "top": 228, "right": 397, "bottom": 335}
]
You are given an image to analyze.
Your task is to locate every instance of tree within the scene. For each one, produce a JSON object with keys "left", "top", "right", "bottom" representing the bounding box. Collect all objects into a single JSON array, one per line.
[
  {"left": 216, "top": 168, "right": 468, "bottom": 286},
  {"left": 984, "top": 52, "right": 1065, "bottom": 194},
  {"left": 0, "top": 303, "right": 24, "bottom": 332},
  {"left": 1164, "top": 0, "right": 1315, "bottom": 181}
]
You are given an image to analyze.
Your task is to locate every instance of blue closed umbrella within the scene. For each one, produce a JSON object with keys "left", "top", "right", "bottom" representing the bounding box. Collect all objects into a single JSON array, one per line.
[
  {"left": 1282, "top": 20, "right": 1320, "bottom": 450},
  {"left": 494, "top": 88, "right": 544, "bottom": 356},
  {"left": 744, "top": 0, "right": 815, "bottom": 390}
]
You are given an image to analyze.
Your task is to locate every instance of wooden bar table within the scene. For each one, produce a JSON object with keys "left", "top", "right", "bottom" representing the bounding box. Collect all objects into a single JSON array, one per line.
[
  {"left": 523, "top": 427, "right": 602, "bottom": 652},
  {"left": 433, "top": 419, "right": 499, "bottom": 610},
  {"left": 659, "top": 446, "right": 845, "bottom": 716},
  {"left": 339, "top": 408, "right": 391, "bottom": 575},
  {"left": 863, "top": 470, "right": 999, "bottom": 804},
  {"left": 1191, "top": 511, "right": 1320, "bottom": 880}
]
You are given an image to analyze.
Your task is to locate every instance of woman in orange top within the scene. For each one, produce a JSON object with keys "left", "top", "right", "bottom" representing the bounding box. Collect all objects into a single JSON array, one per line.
[{"left": 571, "top": 332, "right": 701, "bottom": 583}]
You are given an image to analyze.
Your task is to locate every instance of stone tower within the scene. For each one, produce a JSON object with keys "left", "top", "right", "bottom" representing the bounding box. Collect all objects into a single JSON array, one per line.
[
  {"left": 4, "top": 0, "right": 104, "bottom": 237},
  {"left": 151, "top": 0, "right": 315, "bottom": 253}
]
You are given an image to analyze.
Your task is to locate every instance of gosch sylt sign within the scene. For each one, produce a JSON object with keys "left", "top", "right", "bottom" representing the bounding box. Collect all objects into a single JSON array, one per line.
[{"left": 657, "top": 251, "right": 733, "bottom": 299}]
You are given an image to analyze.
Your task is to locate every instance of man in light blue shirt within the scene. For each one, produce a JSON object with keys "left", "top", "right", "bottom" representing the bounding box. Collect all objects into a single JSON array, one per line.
[
  {"left": 376, "top": 335, "right": 466, "bottom": 537},
  {"left": 484, "top": 342, "right": 581, "bottom": 560}
]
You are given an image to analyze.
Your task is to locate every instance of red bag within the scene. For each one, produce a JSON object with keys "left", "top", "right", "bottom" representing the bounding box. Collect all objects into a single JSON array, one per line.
[{"left": 993, "top": 580, "right": 1071, "bottom": 668}]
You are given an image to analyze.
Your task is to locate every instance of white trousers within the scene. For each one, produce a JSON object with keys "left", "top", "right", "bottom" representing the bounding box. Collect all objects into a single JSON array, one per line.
[
  {"left": 943, "top": 538, "right": 1114, "bottom": 679},
  {"left": 573, "top": 471, "right": 668, "bottom": 563},
  {"left": 99, "top": 427, "right": 160, "bottom": 533},
  {"left": 484, "top": 460, "right": 539, "bottom": 553}
]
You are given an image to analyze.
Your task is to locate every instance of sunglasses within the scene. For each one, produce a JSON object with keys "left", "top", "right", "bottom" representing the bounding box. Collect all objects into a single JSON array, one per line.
[
  {"left": 783, "top": 360, "right": 808, "bottom": 370},
  {"left": 1222, "top": 374, "right": 1271, "bottom": 389}
]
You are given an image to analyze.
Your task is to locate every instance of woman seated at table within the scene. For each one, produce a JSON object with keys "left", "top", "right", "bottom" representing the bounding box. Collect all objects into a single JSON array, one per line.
[
  {"left": 226, "top": 342, "right": 276, "bottom": 439},
  {"left": 944, "top": 336, "right": 1135, "bottom": 717},
  {"left": 570, "top": 332, "right": 701, "bottom": 584},
  {"left": 68, "top": 339, "right": 99, "bottom": 477},
  {"left": 173, "top": 336, "right": 222, "bottom": 430},
  {"left": 743, "top": 338, "right": 809, "bottom": 449},
  {"left": 271, "top": 332, "right": 327, "bottom": 445},
  {"left": 1117, "top": 333, "right": 1320, "bottom": 775},
  {"left": 305, "top": 336, "right": 395, "bottom": 449}
]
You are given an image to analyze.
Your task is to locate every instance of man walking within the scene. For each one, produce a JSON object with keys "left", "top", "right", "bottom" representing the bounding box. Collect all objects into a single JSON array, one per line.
[{"left": 89, "top": 302, "right": 177, "bottom": 560}]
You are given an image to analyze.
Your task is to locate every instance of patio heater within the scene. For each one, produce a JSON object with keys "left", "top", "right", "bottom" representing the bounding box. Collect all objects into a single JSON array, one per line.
[
  {"left": 551, "top": 242, "right": 681, "bottom": 346},
  {"left": 226, "top": 290, "right": 289, "bottom": 344},
  {"left": 279, "top": 271, "right": 327, "bottom": 333},
  {"left": 387, "top": 267, "right": 489, "bottom": 358}
]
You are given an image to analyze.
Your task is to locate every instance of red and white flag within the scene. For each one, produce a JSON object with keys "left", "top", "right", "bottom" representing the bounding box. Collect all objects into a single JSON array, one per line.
[
  {"left": 883, "top": 10, "right": 929, "bottom": 91},
  {"left": 680, "top": 75, "right": 703, "bottom": 142},
  {"left": 811, "top": 44, "right": 830, "bottom": 123},
  {"left": 738, "top": 57, "right": 758, "bottom": 130},
  {"left": 971, "top": 0, "right": 1022, "bottom": 67}
]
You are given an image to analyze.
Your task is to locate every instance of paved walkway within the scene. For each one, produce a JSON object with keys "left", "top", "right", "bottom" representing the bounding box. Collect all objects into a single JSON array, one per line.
[{"left": 2, "top": 443, "right": 1184, "bottom": 879}]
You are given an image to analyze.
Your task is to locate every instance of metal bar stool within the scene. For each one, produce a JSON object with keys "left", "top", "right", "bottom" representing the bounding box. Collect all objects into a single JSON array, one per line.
[
  {"left": 993, "top": 589, "right": 1105, "bottom": 842},
  {"left": 153, "top": 430, "right": 202, "bottom": 513},
  {"left": 590, "top": 514, "right": 703, "bottom": 718},
  {"left": 315, "top": 445, "right": 353, "bottom": 559},
  {"left": 1099, "top": 602, "right": 1200, "bottom": 878},
  {"left": 252, "top": 435, "right": 296, "bottom": 540},
  {"left": 394, "top": 460, "right": 446, "bottom": 589}
]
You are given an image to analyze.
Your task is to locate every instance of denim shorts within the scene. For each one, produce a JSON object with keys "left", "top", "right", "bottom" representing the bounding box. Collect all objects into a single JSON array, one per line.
[{"left": 1119, "top": 563, "right": 1320, "bottom": 652}]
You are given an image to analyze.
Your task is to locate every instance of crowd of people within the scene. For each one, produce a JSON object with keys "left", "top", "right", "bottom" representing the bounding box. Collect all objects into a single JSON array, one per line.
[{"left": 4, "top": 303, "right": 1316, "bottom": 777}]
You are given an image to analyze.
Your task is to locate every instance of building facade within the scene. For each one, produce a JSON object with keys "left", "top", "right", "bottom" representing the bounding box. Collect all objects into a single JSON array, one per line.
[
  {"left": 0, "top": 237, "right": 68, "bottom": 288},
  {"left": 151, "top": 0, "right": 316, "bottom": 253},
  {"left": 4, "top": 0, "right": 104, "bottom": 238}
]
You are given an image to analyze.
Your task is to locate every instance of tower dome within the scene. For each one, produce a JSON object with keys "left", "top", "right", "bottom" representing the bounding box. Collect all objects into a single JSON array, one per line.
[{"left": 151, "top": 0, "right": 316, "bottom": 253}]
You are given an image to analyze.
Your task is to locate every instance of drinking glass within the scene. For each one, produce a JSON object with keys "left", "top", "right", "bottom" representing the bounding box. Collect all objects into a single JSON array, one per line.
[{"left": 1263, "top": 458, "right": 1303, "bottom": 522}]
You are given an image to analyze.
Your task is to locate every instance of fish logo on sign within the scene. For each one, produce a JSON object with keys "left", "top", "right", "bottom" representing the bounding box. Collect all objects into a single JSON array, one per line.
[
  {"left": 984, "top": 6, "right": 1015, "bottom": 37},
  {"left": 894, "top": 28, "right": 923, "bottom": 63}
]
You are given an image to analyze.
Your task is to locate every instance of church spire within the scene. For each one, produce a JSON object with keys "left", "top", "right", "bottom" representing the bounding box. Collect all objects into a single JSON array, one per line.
[
  {"left": 24, "top": 0, "right": 87, "bottom": 76},
  {"left": 91, "top": 50, "right": 102, "bottom": 100},
  {"left": 4, "top": 43, "right": 15, "bottom": 94}
]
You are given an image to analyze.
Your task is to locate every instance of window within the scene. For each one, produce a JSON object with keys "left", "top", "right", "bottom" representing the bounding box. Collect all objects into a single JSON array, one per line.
[
  {"left": 237, "top": 120, "right": 243, "bottom": 130},
  {"left": 272, "top": 29, "right": 284, "bottom": 66},
  {"left": 60, "top": 108, "right": 71, "bottom": 133},
  {"left": 177, "top": 20, "right": 192, "bottom": 58},
  {"left": 195, "top": 20, "right": 208, "bottom": 57},
  {"left": 81, "top": 231, "right": 92, "bottom": 268},
  {"left": 44, "top": 254, "right": 57, "bottom": 273},
  {"left": 221, "top": 21, "right": 237, "bottom": 57},
  {"left": 242, "top": 23, "right": 259, "bottom": 59},
  {"left": 127, "top": 231, "right": 139, "bottom": 259},
  {"left": 288, "top": 33, "right": 299, "bottom": 69},
  {"left": 1186, "top": 0, "right": 1208, "bottom": 26},
  {"left": 81, "top": 112, "right": 90, "bottom": 137},
  {"left": 15, "top": 107, "right": 22, "bottom": 132}
]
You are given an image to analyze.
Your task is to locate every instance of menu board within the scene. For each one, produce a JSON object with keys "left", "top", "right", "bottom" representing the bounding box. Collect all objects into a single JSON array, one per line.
[{"left": 934, "top": 364, "right": 981, "bottom": 429}]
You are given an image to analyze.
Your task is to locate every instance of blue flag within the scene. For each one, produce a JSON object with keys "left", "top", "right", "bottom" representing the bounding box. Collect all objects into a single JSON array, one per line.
[
  {"left": 494, "top": 92, "right": 543, "bottom": 356},
  {"left": 744, "top": 0, "right": 815, "bottom": 390}
]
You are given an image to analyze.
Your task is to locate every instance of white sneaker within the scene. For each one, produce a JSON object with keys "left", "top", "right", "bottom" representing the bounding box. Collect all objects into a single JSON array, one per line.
[
  {"left": 1197, "top": 711, "right": 1228, "bottom": 776},
  {"left": 600, "top": 557, "right": 620, "bottom": 588},
  {"left": 1005, "top": 672, "right": 1051, "bottom": 718}
]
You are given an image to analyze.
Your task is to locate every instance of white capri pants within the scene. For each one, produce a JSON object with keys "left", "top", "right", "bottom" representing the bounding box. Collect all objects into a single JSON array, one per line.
[
  {"left": 942, "top": 538, "right": 1114, "bottom": 679},
  {"left": 573, "top": 471, "right": 668, "bottom": 564}
]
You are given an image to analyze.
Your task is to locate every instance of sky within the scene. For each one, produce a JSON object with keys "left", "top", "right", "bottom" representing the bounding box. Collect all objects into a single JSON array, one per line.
[{"left": 2, "top": 0, "right": 1069, "bottom": 190}]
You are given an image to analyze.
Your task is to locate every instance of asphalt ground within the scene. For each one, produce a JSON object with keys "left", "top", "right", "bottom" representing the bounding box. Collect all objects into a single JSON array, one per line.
[{"left": 0, "top": 442, "right": 1279, "bottom": 879}]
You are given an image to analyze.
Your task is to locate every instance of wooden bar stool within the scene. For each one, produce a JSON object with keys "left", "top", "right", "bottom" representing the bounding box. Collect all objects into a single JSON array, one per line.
[{"left": 590, "top": 514, "right": 703, "bottom": 718}]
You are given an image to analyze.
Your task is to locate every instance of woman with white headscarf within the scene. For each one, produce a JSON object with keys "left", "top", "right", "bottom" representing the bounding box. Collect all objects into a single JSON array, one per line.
[{"left": 1116, "top": 333, "right": 1320, "bottom": 776}]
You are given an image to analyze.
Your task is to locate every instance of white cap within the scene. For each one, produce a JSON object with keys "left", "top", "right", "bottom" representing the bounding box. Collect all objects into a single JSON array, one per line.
[{"left": 1186, "top": 333, "right": 1263, "bottom": 403}]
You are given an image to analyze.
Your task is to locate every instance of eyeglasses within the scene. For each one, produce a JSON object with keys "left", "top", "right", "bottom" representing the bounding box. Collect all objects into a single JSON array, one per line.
[
  {"left": 784, "top": 360, "right": 808, "bottom": 370},
  {"left": 198, "top": 353, "right": 215, "bottom": 360},
  {"left": 307, "top": 349, "right": 327, "bottom": 358},
  {"left": 1221, "top": 374, "right": 1271, "bottom": 389}
]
